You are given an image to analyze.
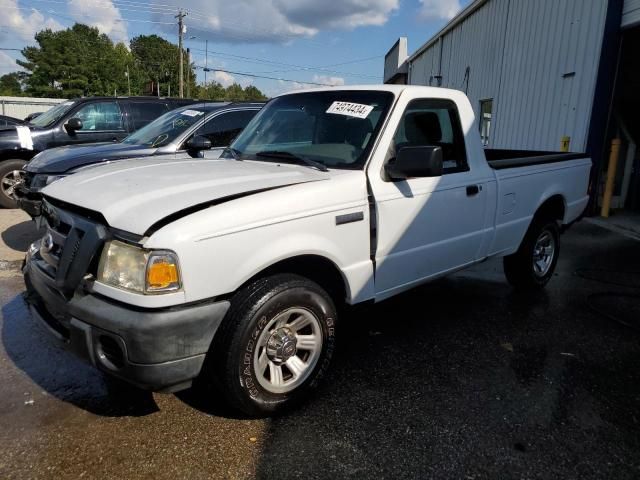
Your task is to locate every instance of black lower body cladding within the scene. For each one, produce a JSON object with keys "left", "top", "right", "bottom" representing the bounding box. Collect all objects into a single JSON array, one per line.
[{"left": 23, "top": 258, "right": 230, "bottom": 392}]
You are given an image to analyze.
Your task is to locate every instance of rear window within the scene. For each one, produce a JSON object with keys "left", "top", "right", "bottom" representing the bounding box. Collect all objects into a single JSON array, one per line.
[{"left": 127, "top": 102, "right": 169, "bottom": 130}]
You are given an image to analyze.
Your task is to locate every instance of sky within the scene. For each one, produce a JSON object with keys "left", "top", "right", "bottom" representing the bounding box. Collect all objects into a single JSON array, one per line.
[{"left": 0, "top": 0, "right": 473, "bottom": 97}]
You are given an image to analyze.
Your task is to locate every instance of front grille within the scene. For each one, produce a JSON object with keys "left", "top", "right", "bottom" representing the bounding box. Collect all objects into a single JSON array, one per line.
[
  {"left": 22, "top": 171, "right": 34, "bottom": 189},
  {"left": 39, "top": 200, "right": 108, "bottom": 297}
]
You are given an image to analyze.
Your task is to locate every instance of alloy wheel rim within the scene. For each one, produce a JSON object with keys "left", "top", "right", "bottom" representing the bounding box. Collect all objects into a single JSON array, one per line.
[
  {"left": 253, "top": 307, "right": 323, "bottom": 394},
  {"left": 532, "top": 230, "right": 555, "bottom": 277},
  {"left": 1, "top": 170, "right": 22, "bottom": 198}
]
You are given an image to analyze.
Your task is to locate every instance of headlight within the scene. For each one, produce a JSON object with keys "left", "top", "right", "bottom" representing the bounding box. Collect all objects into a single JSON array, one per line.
[
  {"left": 32, "top": 174, "right": 66, "bottom": 189},
  {"left": 97, "top": 240, "right": 181, "bottom": 294},
  {"left": 45, "top": 174, "right": 65, "bottom": 185}
]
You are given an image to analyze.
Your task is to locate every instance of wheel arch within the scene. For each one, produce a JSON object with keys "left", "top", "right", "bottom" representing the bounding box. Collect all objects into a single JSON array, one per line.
[
  {"left": 237, "top": 254, "right": 349, "bottom": 306},
  {"left": 534, "top": 194, "right": 566, "bottom": 224}
]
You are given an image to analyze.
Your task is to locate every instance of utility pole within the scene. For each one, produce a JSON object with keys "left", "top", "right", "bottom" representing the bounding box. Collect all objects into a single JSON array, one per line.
[
  {"left": 186, "top": 48, "right": 190, "bottom": 98},
  {"left": 204, "top": 39, "right": 208, "bottom": 88},
  {"left": 126, "top": 65, "right": 131, "bottom": 96},
  {"left": 176, "top": 10, "right": 187, "bottom": 98}
]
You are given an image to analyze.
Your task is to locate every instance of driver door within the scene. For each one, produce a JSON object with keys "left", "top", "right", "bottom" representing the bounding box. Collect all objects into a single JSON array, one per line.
[
  {"left": 58, "top": 101, "right": 127, "bottom": 146},
  {"left": 369, "top": 98, "right": 489, "bottom": 299}
]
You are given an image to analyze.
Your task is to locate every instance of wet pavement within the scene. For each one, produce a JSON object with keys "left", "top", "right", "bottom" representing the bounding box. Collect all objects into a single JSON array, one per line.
[{"left": 1, "top": 221, "right": 640, "bottom": 479}]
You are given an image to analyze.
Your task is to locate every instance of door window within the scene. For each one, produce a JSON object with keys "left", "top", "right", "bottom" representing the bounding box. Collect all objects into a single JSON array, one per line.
[
  {"left": 197, "top": 110, "right": 258, "bottom": 147},
  {"left": 393, "top": 99, "right": 468, "bottom": 173},
  {"left": 73, "top": 102, "right": 124, "bottom": 131}
]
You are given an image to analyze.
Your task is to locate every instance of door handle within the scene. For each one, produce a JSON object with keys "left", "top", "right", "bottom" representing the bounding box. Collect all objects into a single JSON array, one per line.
[{"left": 466, "top": 185, "right": 481, "bottom": 196}]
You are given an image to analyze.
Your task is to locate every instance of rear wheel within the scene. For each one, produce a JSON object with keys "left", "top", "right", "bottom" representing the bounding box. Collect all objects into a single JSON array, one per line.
[
  {"left": 504, "top": 219, "right": 560, "bottom": 289},
  {"left": 0, "top": 159, "right": 26, "bottom": 208},
  {"left": 208, "top": 274, "right": 337, "bottom": 416}
]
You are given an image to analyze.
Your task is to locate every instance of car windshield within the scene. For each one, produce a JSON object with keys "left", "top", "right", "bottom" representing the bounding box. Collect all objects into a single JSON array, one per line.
[
  {"left": 29, "top": 101, "right": 76, "bottom": 127},
  {"left": 228, "top": 90, "right": 394, "bottom": 169},
  {"left": 122, "top": 106, "right": 208, "bottom": 147}
]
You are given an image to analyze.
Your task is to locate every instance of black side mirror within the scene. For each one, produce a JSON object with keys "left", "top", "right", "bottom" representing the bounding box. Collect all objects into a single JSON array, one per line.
[
  {"left": 385, "top": 146, "right": 443, "bottom": 180},
  {"left": 186, "top": 135, "right": 212, "bottom": 151},
  {"left": 65, "top": 118, "right": 83, "bottom": 133}
]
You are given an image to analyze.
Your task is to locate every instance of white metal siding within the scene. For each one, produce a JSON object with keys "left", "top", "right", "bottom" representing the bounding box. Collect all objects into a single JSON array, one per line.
[
  {"left": 0, "top": 96, "right": 66, "bottom": 119},
  {"left": 407, "top": 0, "right": 608, "bottom": 152},
  {"left": 623, "top": 0, "right": 640, "bottom": 28}
]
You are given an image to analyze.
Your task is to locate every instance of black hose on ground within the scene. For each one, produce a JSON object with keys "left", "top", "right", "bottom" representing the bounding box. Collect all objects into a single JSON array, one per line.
[{"left": 573, "top": 269, "right": 640, "bottom": 332}]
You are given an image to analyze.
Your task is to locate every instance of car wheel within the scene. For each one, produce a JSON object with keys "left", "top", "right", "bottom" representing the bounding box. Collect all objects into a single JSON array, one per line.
[
  {"left": 0, "top": 160, "right": 26, "bottom": 208},
  {"left": 504, "top": 218, "right": 560, "bottom": 289},
  {"left": 208, "top": 273, "right": 337, "bottom": 416}
]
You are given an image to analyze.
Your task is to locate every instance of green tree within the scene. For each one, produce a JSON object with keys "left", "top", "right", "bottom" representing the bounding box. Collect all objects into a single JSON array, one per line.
[
  {"left": 0, "top": 72, "right": 25, "bottom": 96},
  {"left": 18, "top": 24, "right": 132, "bottom": 97},
  {"left": 223, "top": 83, "right": 246, "bottom": 101},
  {"left": 130, "top": 34, "right": 196, "bottom": 97},
  {"left": 196, "top": 81, "right": 226, "bottom": 100},
  {"left": 243, "top": 85, "right": 268, "bottom": 101}
]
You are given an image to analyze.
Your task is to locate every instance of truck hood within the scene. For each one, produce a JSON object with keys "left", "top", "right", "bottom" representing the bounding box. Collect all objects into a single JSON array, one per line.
[
  {"left": 25, "top": 142, "right": 154, "bottom": 173},
  {"left": 42, "top": 157, "right": 329, "bottom": 235}
]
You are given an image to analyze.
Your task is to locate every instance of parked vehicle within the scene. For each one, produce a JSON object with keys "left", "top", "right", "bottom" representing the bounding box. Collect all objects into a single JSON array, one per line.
[
  {"left": 23, "top": 112, "right": 43, "bottom": 123},
  {"left": 0, "top": 96, "right": 198, "bottom": 208},
  {"left": 0, "top": 114, "right": 24, "bottom": 128},
  {"left": 15, "top": 102, "right": 262, "bottom": 218},
  {"left": 23, "top": 86, "right": 591, "bottom": 416}
]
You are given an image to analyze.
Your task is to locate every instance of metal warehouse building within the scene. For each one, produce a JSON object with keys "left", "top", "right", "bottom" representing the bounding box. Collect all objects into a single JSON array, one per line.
[{"left": 384, "top": 0, "right": 639, "bottom": 215}]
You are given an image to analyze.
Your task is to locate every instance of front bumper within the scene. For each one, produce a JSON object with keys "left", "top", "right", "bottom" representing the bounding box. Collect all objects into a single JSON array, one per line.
[
  {"left": 13, "top": 183, "right": 42, "bottom": 218},
  {"left": 23, "top": 254, "right": 230, "bottom": 392}
]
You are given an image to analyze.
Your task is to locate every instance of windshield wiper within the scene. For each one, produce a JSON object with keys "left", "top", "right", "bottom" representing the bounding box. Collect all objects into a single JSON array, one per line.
[{"left": 254, "top": 150, "right": 328, "bottom": 172}]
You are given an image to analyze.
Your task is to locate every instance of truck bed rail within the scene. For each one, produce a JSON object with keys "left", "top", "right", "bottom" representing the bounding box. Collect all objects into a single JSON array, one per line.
[{"left": 485, "top": 149, "right": 586, "bottom": 170}]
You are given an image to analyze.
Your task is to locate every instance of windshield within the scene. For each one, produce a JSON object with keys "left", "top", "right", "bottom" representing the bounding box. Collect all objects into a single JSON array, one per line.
[
  {"left": 123, "top": 106, "right": 208, "bottom": 147},
  {"left": 228, "top": 90, "right": 394, "bottom": 169},
  {"left": 29, "top": 101, "right": 75, "bottom": 127}
]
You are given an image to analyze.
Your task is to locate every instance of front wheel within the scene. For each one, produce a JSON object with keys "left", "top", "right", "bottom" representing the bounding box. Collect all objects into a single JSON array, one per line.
[
  {"left": 208, "top": 274, "right": 337, "bottom": 416},
  {"left": 0, "top": 159, "right": 26, "bottom": 208},
  {"left": 503, "top": 219, "right": 560, "bottom": 289}
]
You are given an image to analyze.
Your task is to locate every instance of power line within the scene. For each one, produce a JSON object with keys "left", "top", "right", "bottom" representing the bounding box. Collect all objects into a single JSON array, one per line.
[
  {"left": 189, "top": 47, "right": 379, "bottom": 80},
  {"left": 198, "top": 67, "right": 332, "bottom": 86}
]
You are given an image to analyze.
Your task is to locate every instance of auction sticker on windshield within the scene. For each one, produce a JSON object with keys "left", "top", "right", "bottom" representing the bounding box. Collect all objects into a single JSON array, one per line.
[
  {"left": 326, "top": 101, "right": 374, "bottom": 119},
  {"left": 181, "top": 110, "right": 204, "bottom": 117}
]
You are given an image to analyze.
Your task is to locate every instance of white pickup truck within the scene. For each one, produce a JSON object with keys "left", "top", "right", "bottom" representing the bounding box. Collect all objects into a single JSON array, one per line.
[{"left": 23, "top": 86, "right": 591, "bottom": 415}]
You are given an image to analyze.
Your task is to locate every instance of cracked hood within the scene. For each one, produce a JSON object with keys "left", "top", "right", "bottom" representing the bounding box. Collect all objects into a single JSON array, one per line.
[{"left": 42, "top": 156, "right": 329, "bottom": 235}]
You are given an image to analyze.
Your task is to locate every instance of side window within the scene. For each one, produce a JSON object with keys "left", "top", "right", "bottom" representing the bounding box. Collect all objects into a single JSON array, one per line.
[
  {"left": 127, "top": 102, "right": 168, "bottom": 130},
  {"left": 73, "top": 102, "right": 124, "bottom": 131},
  {"left": 198, "top": 110, "right": 258, "bottom": 147},
  {"left": 393, "top": 99, "right": 468, "bottom": 174},
  {"left": 479, "top": 99, "right": 493, "bottom": 147}
]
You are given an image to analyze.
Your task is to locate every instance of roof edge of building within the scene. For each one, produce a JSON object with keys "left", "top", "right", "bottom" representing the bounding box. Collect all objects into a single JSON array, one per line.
[{"left": 407, "top": 0, "right": 489, "bottom": 63}]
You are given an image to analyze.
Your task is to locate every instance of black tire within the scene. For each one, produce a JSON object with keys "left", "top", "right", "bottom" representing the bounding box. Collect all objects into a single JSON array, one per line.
[
  {"left": 0, "top": 159, "right": 26, "bottom": 209},
  {"left": 503, "top": 218, "right": 560, "bottom": 289},
  {"left": 207, "top": 274, "right": 337, "bottom": 416}
]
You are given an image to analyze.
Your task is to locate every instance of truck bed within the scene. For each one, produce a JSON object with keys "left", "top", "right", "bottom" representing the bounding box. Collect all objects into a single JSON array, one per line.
[{"left": 485, "top": 149, "right": 586, "bottom": 170}]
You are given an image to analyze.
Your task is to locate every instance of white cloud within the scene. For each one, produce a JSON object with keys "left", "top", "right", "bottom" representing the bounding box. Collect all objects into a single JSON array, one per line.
[
  {"left": 0, "top": 51, "right": 23, "bottom": 72},
  {"left": 0, "top": 0, "right": 62, "bottom": 42},
  {"left": 159, "top": 0, "right": 399, "bottom": 44},
  {"left": 211, "top": 70, "right": 235, "bottom": 87},
  {"left": 312, "top": 74, "right": 345, "bottom": 86},
  {"left": 274, "top": 0, "right": 399, "bottom": 29},
  {"left": 418, "top": 0, "right": 462, "bottom": 21},
  {"left": 66, "top": 0, "right": 128, "bottom": 44}
]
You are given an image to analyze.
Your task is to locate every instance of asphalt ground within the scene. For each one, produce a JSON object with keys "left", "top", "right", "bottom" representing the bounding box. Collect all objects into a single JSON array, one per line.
[{"left": 1, "top": 212, "right": 640, "bottom": 479}]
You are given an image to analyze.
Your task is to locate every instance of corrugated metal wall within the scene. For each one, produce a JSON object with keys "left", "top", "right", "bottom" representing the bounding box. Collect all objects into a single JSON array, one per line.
[
  {"left": 623, "top": 0, "right": 640, "bottom": 28},
  {"left": 408, "top": 0, "right": 608, "bottom": 152}
]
